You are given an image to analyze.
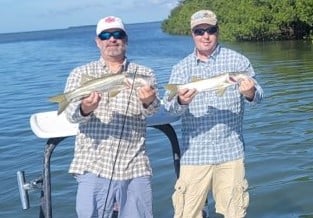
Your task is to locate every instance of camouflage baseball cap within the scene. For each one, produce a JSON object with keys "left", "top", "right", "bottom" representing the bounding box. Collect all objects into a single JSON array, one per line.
[{"left": 190, "top": 10, "right": 218, "bottom": 29}]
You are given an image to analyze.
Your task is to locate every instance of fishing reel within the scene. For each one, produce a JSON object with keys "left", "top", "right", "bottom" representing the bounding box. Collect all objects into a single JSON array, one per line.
[{"left": 17, "top": 170, "right": 43, "bottom": 210}]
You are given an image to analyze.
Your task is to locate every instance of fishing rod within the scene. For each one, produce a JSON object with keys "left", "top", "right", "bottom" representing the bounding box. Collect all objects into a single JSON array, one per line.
[{"left": 102, "top": 67, "right": 139, "bottom": 218}]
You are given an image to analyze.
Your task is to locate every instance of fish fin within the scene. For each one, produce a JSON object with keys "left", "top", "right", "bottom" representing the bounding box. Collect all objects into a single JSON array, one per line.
[
  {"left": 57, "top": 101, "right": 70, "bottom": 115},
  {"left": 191, "top": 76, "right": 202, "bottom": 82},
  {"left": 215, "top": 85, "right": 228, "bottom": 96},
  {"left": 109, "top": 90, "right": 121, "bottom": 97},
  {"left": 48, "top": 93, "right": 66, "bottom": 103},
  {"left": 80, "top": 73, "right": 116, "bottom": 85},
  {"left": 164, "top": 84, "right": 178, "bottom": 101},
  {"left": 48, "top": 94, "right": 70, "bottom": 115},
  {"left": 80, "top": 75, "right": 96, "bottom": 85}
]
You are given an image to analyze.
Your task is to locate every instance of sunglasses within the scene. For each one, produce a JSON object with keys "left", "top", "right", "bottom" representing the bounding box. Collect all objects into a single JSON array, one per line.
[
  {"left": 193, "top": 26, "right": 218, "bottom": 36},
  {"left": 98, "top": 30, "right": 127, "bottom": 40}
]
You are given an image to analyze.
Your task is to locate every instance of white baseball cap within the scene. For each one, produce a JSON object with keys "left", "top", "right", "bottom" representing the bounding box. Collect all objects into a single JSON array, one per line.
[{"left": 96, "top": 16, "right": 126, "bottom": 35}]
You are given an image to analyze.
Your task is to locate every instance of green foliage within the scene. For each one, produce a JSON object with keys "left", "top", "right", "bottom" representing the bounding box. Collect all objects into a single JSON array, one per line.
[{"left": 161, "top": 0, "right": 313, "bottom": 41}]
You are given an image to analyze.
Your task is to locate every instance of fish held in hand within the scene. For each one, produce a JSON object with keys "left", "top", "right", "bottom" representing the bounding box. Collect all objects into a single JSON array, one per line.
[
  {"left": 165, "top": 71, "right": 249, "bottom": 100},
  {"left": 49, "top": 73, "right": 152, "bottom": 115}
]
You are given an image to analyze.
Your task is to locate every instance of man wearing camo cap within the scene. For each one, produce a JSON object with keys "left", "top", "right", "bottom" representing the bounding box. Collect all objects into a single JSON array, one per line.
[{"left": 163, "top": 9, "right": 263, "bottom": 218}]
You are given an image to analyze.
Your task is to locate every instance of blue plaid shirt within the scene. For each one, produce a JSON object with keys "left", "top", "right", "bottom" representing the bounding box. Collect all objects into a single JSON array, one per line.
[
  {"left": 64, "top": 58, "right": 160, "bottom": 180},
  {"left": 163, "top": 44, "right": 263, "bottom": 165}
]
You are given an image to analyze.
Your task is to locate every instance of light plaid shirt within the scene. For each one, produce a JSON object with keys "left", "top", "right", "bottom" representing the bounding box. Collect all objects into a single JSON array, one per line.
[
  {"left": 65, "top": 57, "right": 160, "bottom": 180},
  {"left": 163, "top": 44, "right": 263, "bottom": 165}
]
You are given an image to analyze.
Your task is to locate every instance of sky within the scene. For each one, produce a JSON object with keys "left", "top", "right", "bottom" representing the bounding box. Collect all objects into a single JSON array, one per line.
[{"left": 0, "top": 0, "right": 179, "bottom": 34}]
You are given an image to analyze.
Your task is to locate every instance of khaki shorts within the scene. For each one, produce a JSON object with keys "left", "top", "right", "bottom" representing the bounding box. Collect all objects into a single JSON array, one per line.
[{"left": 172, "top": 158, "right": 249, "bottom": 218}]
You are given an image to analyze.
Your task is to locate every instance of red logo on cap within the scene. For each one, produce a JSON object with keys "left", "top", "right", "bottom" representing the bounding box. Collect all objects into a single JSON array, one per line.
[{"left": 105, "top": 17, "right": 116, "bottom": 23}]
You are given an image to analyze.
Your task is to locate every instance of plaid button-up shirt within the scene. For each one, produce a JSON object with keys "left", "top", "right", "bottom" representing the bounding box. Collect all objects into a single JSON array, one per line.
[
  {"left": 164, "top": 44, "right": 263, "bottom": 165},
  {"left": 65, "top": 57, "right": 160, "bottom": 180}
]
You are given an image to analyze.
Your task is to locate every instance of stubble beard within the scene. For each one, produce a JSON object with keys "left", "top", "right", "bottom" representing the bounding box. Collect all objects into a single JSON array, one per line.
[{"left": 105, "top": 44, "right": 126, "bottom": 58}]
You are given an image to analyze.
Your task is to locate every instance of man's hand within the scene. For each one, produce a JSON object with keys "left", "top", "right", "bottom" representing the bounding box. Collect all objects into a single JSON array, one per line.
[
  {"left": 137, "top": 85, "right": 156, "bottom": 108},
  {"left": 80, "top": 92, "right": 102, "bottom": 116},
  {"left": 239, "top": 78, "right": 255, "bottom": 100},
  {"left": 177, "top": 88, "right": 197, "bottom": 105}
]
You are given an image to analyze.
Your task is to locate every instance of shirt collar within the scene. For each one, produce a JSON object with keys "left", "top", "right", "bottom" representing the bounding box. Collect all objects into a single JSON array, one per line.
[
  {"left": 193, "top": 43, "right": 221, "bottom": 63},
  {"left": 99, "top": 56, "right": 127, "bottom": 72}
]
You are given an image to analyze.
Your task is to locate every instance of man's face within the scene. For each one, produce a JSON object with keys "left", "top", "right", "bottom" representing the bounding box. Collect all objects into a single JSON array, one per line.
[
  {"left": 192, "top": 24, "right": 218, "bottom": 56},
  {"left": 96, "top": 28, "right": 127, "bottom": 58}
]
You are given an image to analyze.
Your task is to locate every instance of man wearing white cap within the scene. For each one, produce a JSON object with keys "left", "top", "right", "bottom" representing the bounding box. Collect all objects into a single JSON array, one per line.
[
  {"left": 163, "top": 9, "right": 263, "bottom": 218},
  {"left": 63, "top": 16, "right": 160, "bottom": 218}
]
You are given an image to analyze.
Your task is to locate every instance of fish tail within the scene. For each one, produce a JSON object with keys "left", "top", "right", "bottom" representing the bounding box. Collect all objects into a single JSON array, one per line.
[
  {"left": 48, "top": 94, "right": 70, "bottom": 115},
  {"left": 164, "top": 84, "right": 178, "bottom": 101},
  {"left": 48, "top": 93, "right": 66, "bottom": 103},
  {"left": 57, "top": 101, "right": 70, "bottom": 115}
]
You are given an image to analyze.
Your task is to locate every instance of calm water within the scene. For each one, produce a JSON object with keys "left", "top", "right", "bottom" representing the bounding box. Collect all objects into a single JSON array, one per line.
[{"left": 0, "top": 22, "right": 313, "bottom": 218}]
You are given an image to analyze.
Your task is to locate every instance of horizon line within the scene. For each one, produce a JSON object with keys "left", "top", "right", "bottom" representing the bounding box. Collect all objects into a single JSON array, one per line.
[{"left": 0, "top": 20, "right": 163, "bottom": 35}]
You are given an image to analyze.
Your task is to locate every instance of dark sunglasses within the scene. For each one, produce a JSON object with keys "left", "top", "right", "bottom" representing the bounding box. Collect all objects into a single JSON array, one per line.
[
  {"left": 98, "top": 30, "right": 127, "bottom": 40},
  {"left": 193, "top": 26, "right": 218, "bottom": 36}
]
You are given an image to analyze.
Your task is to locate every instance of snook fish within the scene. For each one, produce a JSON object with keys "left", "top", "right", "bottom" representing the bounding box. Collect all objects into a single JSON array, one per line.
[
  {"left": 49, "top": 73, "right": 152, "bottom": 115},
  {"left": 165, "top": 72, "right": 250, "bottom": 100}
]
